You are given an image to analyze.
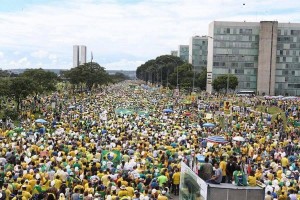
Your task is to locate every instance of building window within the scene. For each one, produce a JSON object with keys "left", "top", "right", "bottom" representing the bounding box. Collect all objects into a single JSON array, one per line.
[
  {"left": 246, "top": 82, "right": 250, "bottom": 88},
  {"left": 292, "top": 71, "right": 295, "bottom": 75}
]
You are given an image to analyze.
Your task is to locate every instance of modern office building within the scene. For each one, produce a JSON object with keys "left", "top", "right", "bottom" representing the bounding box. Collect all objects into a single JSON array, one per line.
[
  {"left": 178, "top": 45, "right": 189, "bottom": 62},
  {"left": 80, "top": 45, "right": 87, "bottom": 65},
  {"left": 206, "top": 21, "right": 300, "bottom": 96},
  {"left": 189, "top": 36, "right": 208, "bottom": 72},
  {"left": 171, "top": 50, "right": 178, "bottom": 57},
  {"left": 73, "top": 45, "right": 80, "bottom": 67},
  {"left": 73, "top": 45, "right": 87, "bottom": 67}
]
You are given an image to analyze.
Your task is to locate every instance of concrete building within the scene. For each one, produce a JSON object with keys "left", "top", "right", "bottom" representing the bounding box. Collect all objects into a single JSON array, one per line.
[
  {"left": 206, "top": 21, "right": 300, "bottom": 96},
  {"left": 171, "top": 50, "right": 178, "bottom": 57},
  {"left": 73, "top": 45, "right": 79, "bottom": 67},
  {"left": 189, "top": 36, "right": 208, "bottom": 72},
  {"left": 73, "top": 45, "right": 87, "bottom": 67},
  {"left": 178, "top": 45, "right": 189, "bottom": 62},
  {"left": 80, "top": 45, "right": 87, "bottom": 65}
]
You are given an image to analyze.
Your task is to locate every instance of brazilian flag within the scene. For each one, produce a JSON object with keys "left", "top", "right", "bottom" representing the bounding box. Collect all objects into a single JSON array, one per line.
[{"left": 101, "top": 150, "right": 121, "bottom": 167}]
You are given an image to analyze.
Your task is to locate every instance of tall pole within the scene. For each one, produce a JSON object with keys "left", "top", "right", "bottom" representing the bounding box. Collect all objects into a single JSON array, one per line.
[
  {"left": 192, "top": 66, "right": 195, "bottom": 93},
  {"left": 166, "top": 69, "right": 169, "bottom": 88},
  {"left": 226, "top": 53, "right": 230, "bottom": 94},
  {"left": 176, "top": 65, "right": 179, "bottom": 89}
]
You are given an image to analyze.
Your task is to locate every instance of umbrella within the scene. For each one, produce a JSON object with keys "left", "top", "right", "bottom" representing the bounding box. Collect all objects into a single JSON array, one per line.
[
  {"left": 233, "top": 136, "right": 246, "bottom": 142},
  {"left": 35, "top": 119, "right": 47, "bottom": 123},
  {"left": 202, "top": 123, "right": 215, "bottom": 128},
  {"left": 196, "top": 155, "right": 205, "bottom": 163},
  {"left": 163, "top": 108, "right": 173, "bottom": 113},
  {"left": 206, "top": 136, "right": 228, "bottom": 144}
]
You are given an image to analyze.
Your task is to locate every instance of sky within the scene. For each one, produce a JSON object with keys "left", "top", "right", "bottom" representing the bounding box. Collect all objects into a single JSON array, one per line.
[{"left": 0, "top": 0, "right": 300, "bottom": 70}]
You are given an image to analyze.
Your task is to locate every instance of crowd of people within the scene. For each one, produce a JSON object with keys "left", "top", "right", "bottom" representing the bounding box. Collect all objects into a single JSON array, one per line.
[{"left": 0, "top": 81, "right": 299, "bottom": 200}]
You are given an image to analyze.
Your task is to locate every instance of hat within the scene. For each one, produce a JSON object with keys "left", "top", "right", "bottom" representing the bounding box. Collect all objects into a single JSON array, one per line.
[
  {"left": 162, "top": 190, "right": 167, "bottom": 195},
  {"left": 120, "top": 185, "right": 126, "bottom": 190},
  {"left": 111, "top": 186, "right": 117, "bottom": 191}
]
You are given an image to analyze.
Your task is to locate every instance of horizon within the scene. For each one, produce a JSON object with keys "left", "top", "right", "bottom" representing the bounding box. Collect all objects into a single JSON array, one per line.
[{"left": 1, "top": 0, "right": 300, "bottom": 70}]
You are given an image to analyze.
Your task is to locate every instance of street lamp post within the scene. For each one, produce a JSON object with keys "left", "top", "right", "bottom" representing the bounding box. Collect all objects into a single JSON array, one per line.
[
  {"left": 188, "top": 54, "right": 196, "bottom": 93},
  {"left": 165, "top": 56, "right": 179, "bottom": 88}
]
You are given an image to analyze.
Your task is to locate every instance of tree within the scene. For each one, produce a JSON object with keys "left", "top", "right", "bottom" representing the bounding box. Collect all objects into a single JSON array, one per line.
[
  {"left": 212, "top": 74, "right": 238, "bottom": 92},
  {"left": 136, "top": 55, "right": 184, "bottom": 86},
  {"left": 195, "top": 68, "right": 207, "bottom": 91},
  {"left": 169, "top": 63, "right": 193, "bottom": 89},
  {"left": 64, "top": 62, "right": 111, "bottom": 91},
  {"left": 8, "top": 77, "right": 36, "bottom": 111},
  {"left": 110, "top": 72, "right": 130, "bottom": 83},
  {"left": 21, "top": 68, "right": 58, "bottom": 94}
]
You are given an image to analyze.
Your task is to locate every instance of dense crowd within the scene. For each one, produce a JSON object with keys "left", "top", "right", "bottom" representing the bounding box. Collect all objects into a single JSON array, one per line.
[{"left": 0, "top": 81, "right": 299, "bottom": 200}]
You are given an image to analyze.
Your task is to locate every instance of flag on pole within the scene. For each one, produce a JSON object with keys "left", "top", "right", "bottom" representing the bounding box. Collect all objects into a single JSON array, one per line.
[{"left": 91, "top": 51, "right": 93, "bottom": 62}]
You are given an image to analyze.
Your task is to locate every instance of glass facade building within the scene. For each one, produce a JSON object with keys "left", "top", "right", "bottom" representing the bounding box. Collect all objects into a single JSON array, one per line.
[
  {"left": 178, "top": 45, "right": 189, "bottom": 62},
  {"left": 207, "top": 21, "right": 300, "bottom": 96},
  {"left": 276, "top": 24, "right": 300, "bottom": 96},
  {"left": 189, "top": 36, "right": 208, "bottom": 72}
]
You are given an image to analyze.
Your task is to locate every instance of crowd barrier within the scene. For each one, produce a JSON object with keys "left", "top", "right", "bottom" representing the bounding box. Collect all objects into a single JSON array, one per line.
[{"left": 180, "top": 162, "right": 265, "bottom": 200}]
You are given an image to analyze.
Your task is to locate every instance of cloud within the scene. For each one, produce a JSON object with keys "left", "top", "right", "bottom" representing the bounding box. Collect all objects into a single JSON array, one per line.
[
  {"left": 30, "top": 50, "right": 48, "bottom": 59},
  {"left": 0, "top": 0, "right": 300, "bottom": 70},
  {"left": 105, "top": 59, "right": 144, "bottom": 71},
  {"left": 0, "top": 51, "right": 3, "bottom": 58}
]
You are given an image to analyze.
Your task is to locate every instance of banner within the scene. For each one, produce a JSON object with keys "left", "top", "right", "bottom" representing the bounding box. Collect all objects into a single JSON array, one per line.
[
  {"left": 224, "top": 101, "right": 232, "bottom": 114},
  {"left": 101, "top": 150, "right": 121, "bottom": 167}
]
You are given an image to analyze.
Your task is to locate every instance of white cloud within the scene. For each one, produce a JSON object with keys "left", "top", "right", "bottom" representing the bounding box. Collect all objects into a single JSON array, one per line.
[
  {"left": 105, "top": 59, "right": 144, "bottom": 71},
  {"left": 0, "top": 52, "right": 4, "bottom": 58},
  {"left": 0, "top": 0, "right": 300, "bottom": 70},
  {"left": 30, "top": 50, "right": 48, "bottom": 59}
]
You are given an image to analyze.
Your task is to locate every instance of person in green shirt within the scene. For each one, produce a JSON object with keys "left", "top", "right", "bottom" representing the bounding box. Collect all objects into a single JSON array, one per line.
[{"left": 157, "top": 172, "right": 168, "bottom": 188}]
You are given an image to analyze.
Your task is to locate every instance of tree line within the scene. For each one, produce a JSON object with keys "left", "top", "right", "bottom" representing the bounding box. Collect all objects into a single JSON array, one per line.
[
  {"left": 136, "top": 55, "right": 207, "bottom": 91},
  {"left": 0, "top": 62, "right": 129, "bottom": 114},
  {"left": 136, "top": 55, "right": 239, "bottom": 92}
]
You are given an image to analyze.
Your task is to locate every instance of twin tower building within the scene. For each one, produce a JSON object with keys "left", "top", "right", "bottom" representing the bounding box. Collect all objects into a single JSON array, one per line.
[{"left": 73, "top": 45, "right": 87, "bottom": 67}]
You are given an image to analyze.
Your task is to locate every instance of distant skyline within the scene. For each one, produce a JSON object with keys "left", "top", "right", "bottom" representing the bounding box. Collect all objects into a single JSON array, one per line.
[{"left": 0, "top": 0, "right": 300, "bottom": 70}]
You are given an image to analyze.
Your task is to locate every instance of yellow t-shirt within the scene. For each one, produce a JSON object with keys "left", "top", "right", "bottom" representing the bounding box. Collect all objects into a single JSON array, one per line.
[
  {"left": 172, "top": 172, "right": 180, "bottom": 185},
  {"left": 118, "top": 190, "right": 129, "bottom": 197},
  {"left": 248, "top": 176, "right": 256, "bottom": 186},
  {"left": 220, "top": 161, "right": 227, "bottom": 176},
  {"left": 281, "top": 157, "right": 289, "bottom": 167}
]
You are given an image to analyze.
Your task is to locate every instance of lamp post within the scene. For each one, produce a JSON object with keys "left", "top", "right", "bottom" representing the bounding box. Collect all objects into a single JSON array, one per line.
[
  {"left": 165, "top": 56, "right": 179, "bottom": 88},
  {"left": 188, "top": 54, "right": 196, "bottom": 93},
  {"left": 207, "top": 36, "right": 230, "bottom": 94},
  {"left": 155, "top": 60, "right": 167, "bottom": 87}
]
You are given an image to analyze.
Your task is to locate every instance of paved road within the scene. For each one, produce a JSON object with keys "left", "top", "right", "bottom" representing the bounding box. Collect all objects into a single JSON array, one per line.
[{"left": 170, "top": 194, "right": 179, "bottom": 200}]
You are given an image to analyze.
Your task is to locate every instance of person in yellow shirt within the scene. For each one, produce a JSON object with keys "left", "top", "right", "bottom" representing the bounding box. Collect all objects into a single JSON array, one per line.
[
  {"left": 12, "top": 190, "right": 26, "bottom": 200},
  {"left": 157, "top": 190, "right": 168, "bottom": 200},
  {"left": 172, "top": 168, "right": 180, "bottom": 196},
  {"left": 277, "top": 166, "right": 283, "bottom": 179},
  {"left": 118, "top": 185, "right": 129, "bottom": 197},
  {"left": 54, "top": 175, "right": 62, "bottom": 190},
  {"left": 281, "top": 156, "right": 289, "bottom": 171},
  {"left": 126, "top": 185, "right": 134, "bottom": 197},
  {"left": 219, "top": 156, "right": 227, "bottom": 183},
  {"left": 247, "top": 171, "right": 256, "bottom": 186},
  {"left": 21, "top": 186, "right": 32, "bottom": 200}
]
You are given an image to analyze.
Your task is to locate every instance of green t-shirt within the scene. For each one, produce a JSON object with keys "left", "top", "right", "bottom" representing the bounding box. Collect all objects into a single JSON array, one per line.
[{"left": 157, "top": 175, "right": 168, "bottom": 187}]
